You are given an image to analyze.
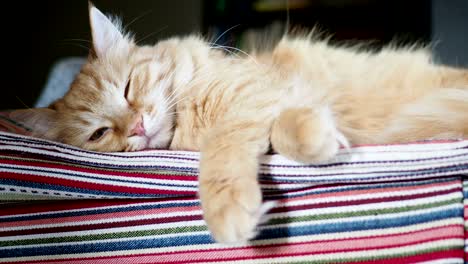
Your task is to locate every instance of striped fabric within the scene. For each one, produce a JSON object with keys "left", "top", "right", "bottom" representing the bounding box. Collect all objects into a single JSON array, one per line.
[{"left": 0, "top": 130, "right": 467, "bottom": 263}]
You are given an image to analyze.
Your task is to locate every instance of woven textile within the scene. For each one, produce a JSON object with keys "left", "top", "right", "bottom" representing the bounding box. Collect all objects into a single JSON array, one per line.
[{"left": 0, "top": 129, "right": 467, "bottom": 263}]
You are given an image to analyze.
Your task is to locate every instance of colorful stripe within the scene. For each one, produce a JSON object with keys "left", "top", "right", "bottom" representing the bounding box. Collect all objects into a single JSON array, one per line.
[{"left": 0, "top": 131, "right": 467, "bottom": 263}]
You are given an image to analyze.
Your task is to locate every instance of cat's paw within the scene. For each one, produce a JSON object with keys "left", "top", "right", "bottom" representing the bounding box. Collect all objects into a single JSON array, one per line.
[
  {"left": 125, "top": 137, "right": 147, "bottom": 152},
  {"left": 271, "top": 107, "right": 348, "bottom": 163},
  {"left": 200, "top": 177, "right": 268, "bottom": 244}
]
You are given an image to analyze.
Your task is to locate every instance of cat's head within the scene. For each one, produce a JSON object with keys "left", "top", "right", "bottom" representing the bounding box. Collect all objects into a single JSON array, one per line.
[{"left": 14, "top": 5, "right": 205, "bottom": 152}]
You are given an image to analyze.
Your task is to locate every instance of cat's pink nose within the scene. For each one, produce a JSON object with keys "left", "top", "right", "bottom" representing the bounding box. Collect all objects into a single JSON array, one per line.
[{"left": 129, "top": 116, "right": 146, "bottom": 137}]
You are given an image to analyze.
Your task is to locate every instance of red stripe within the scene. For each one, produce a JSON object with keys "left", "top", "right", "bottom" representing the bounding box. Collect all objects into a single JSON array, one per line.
[
  {"left": 161, "top": 239, "right": 464, "bottom": 263},
  {"left": 0, "top": 171, "right": 195, "bottom": 195},
  {"left": 0, "top": 156, "right": 197, "bottom": 181},
  {"left": 347, "top": 249, "right": 464, "bottom": 264},
  {"left": 0, "top": 214, "right": 203, "bottom": 237},
  {"left": 23, "top": 243, "right": 463, "bottom": 263},
  {"left": 0, "top": 198, "right": 197, "bottom": 217},
  {"left": 270, "top": 187, "right": 460, "bottom": 213}
]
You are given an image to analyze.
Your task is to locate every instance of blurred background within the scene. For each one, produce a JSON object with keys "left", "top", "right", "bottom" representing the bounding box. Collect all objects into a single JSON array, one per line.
[{"left": 2, "top": 0, "right": 467, "bottom": 109}]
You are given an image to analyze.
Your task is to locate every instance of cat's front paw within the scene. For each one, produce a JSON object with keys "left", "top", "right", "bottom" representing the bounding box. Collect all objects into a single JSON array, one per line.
[
  {"left": 200, "top": 177, "right": 266, "bottom": 243},
  {"left": 271, "top": 107, "right": 348, "bottom": 163},
  {"left": 125, "top": 137, "right": 148, "bottom": 152}
]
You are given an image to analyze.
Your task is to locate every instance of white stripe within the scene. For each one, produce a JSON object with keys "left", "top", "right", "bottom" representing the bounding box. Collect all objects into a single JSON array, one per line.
[
  {"left": 259, "top": 203, "right": 463, "bottom": 230},
  {"left": 0, "top": 185, "right": 96, "bottom": 199},
  {"left": 0, "top": 165, "right": 195, "bottom": 191},
  {"left": 1, "top": 134, "right": 467, "bottom": 166},
  {"left": 0, "top": 163, "right": 197, "bottom": 187},
  {"left": 263, "top": 177, "right": 460, "bottom": 198},
  {"left": 277, "top": 182, "right": 462, "bottom": 207},
  {"left": 418, "top": 258, "right": 464, "bottom": 264},
  {"left": 268, "top": 192, "right": 462, "bottom": 219},
  {"left": 263, "top": 156, "right": 468, "bottom": 176}
]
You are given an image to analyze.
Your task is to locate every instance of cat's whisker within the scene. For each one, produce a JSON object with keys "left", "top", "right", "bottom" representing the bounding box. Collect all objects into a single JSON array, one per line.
[
  {"left": 215, "top": 45, "right": 260, "bottom": 65},
  {"left": 210, "top": 45, "right": 241, "bottom": 59},
  {"left": 166, "top": 97, "right": 188, "bottom": 111},
  {"left": 123, "top": 10, "right": 152, "bottom": 31},
  {"left": 211, "top": 24, "right": 241, "bottom": 46},
  {"left": 164, "top": 86, "right": 185, "bottom": 108},
  {"left": 59, "top": 42, "right": 90, "bottom": 52},
  {"left": 166, "top": 94, "right": 191, "bottom": 111},
  {"left": 165, "top": 91, "right": 185, "bottom": 109},
  {"left": 63, "top": 38, "right": 92, "bottom": 43},
  {"left": 149, "top": 71, "right": 177, "bottom": 108},
  {"left": 161, "top": 71, "right": 179, "bottom": 100},
  {"left": 165, "top": 83, "right": 189, "bottom": 108}
]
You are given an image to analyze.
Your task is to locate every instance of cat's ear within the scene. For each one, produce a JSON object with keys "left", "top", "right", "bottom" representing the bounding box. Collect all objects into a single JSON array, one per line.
[
  {"left": 9, "top": 108, "right": 58, "bottom": 140},
  {"left": 88, "top": 3, "right": 124, "bottom": 58}
]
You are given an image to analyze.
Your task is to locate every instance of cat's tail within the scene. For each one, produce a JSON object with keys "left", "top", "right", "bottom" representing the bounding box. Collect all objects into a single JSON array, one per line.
[{"left": 379, "top": 87, "right": 468, "bottom": 142}]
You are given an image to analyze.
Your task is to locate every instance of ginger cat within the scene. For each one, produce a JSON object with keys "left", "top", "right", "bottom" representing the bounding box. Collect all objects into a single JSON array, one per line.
[{"left": 16, "top": 5, "right": 468, "bottom": 243}]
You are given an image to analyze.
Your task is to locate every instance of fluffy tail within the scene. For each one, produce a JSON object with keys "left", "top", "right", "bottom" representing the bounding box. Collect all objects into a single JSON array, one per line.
[{"left": 379, "top": 87, "right": 468, "bottom": 142}]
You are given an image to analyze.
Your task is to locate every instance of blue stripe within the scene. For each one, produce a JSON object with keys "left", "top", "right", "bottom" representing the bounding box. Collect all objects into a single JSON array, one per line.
[{"left": 0, "top": 207, "right": 462, "bottom": 257}]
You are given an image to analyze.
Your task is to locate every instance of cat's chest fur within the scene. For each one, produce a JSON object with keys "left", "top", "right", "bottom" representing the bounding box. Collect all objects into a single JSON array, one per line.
[
  {"left": 169, "top": 98, "right": 215, "bottom": 151},
  {"left": 168, "top": 60, "right": 286, "bottom": 151}
]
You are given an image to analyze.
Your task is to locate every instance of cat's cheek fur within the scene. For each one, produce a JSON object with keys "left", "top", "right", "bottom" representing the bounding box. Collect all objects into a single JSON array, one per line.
[{"left": 148, "top": 130, "right": 174, "bottom": 149}]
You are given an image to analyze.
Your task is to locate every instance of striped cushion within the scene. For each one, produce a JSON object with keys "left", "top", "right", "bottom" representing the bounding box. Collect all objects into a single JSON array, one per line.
[{"left": 0, "top": 124, "right": 467, "bottom": 262}]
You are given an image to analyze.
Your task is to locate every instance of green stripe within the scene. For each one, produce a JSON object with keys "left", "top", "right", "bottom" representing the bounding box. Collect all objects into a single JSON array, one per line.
[
  {"left": 0, "top": 225, "right": 208, "bottom": 247},
  {"left": 0, "top": 198, "right": 461, "bottom": 247},
  {"left": 269, "top": 197, "right": 461, "bottom": 225}
]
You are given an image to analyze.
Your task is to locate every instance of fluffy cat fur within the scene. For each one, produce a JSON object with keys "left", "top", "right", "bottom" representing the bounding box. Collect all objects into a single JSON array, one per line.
[{"left": 16, "top": 5, "right": 468, "bottom": 243}]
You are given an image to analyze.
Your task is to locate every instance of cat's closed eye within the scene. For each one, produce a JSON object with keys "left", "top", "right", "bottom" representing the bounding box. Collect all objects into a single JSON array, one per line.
[
  {"left": 124, "top": 78, "right": 131, "bottom": 99},
  {"left": 89, "top": 127, "right": 111, "bottom": 141}
]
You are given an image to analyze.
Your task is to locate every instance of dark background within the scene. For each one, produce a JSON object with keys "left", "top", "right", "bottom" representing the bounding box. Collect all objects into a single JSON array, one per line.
[{"left": 2, "top": 0, "right": 467, "bottom": 110}]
